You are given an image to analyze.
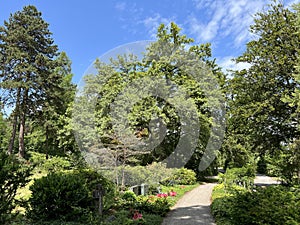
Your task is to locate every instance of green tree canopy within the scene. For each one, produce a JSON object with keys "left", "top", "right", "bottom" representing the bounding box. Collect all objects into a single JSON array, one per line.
[
  {"left": 74, "top": 22, "right": 225, "bottom": 176},
  {"left": 223, "top": 1, "right": 300, "bottom": 169}
]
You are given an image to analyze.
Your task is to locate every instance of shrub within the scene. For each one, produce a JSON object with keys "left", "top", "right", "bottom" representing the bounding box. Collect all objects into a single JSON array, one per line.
[
  {"left": 211, "top": 184, "right": 300, "bottom": 225},
  {"left": 102, "top": 163, "right": 174, "bottom": 187},
  {"left": 102, "top": 210, "right": 163, "bottom": 225},
  {"left": 135, "top": 196, "right": 171, "bottom": 216},
  {"left": 74, "top": 169, "right": 116, "bottom": 211},
  {"left": 147, "top": 183, "right": 160, "bottom": 195},
  {"left": 0, "top": 151, "right": 31, "bottom": 225},
  {"left": 27, "top": 172, "right": 92, "bottom": 222},
  {"left": 28, "top": 151, "right": 71, "bottom": 171},
  {"left": 160, "top": 168, "right": 197, "bottom": 186},
  {"left": 122, "top": 191, "right": 137, "bottom": 202},
  {"left": 27, "top": 169, "right": 115, "bottom": 222},
  {"left": 113, "top": 194, "right": 171, "bottom": 217},
  {"left": 220, "top": 165, "right": 255, "bottom": 190}
]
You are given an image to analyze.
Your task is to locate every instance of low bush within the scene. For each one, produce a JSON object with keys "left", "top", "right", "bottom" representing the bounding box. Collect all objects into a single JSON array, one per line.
[
  {"left": 211, "top": 184, "right": 300, "bottom": 225},
  {"left": 220, "top": 165, "right": 255, "bottom": 190},
  {"left": 0, "top": 151, "right": 31, "bottom": 225},
  {"left": 160, "top": 167, "right": 197, "bottom": 186},
  {"left": 101, "top": 210, "right": 163, "bottom": 225},
  {"left": 27, "top": 169, "right": 115, "bottom": 223},
  {"left": 27, "top": 172, "right": 92, "bottom": 222},
  {"left": 113, "top": 193, "right": 171, "bottom": 217},
  {"left": 122, "top": 191, "right": 137, "bottom": 202},
  {"left": 135, "top": 195, "right": 171, "bottom": 216}
]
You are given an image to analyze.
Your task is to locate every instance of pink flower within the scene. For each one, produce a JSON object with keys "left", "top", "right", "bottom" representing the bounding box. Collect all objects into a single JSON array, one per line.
[
  {"left": 169, "top": 191, "right": 177, "bottom": 196},
  {"left": 156, "top": 193, "right": 168, "bottom": 198},
  {"left": 133, "top": 211, "right": 143, "bottom": 220}
]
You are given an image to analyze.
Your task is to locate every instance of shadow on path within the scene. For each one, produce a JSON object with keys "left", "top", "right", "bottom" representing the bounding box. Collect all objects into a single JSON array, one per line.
[
  {"left": 161, "top": 183, "right": 216, "bottom": 225},
  {"left": 162, "top": 204, "right": 215, "bottom": 225}
]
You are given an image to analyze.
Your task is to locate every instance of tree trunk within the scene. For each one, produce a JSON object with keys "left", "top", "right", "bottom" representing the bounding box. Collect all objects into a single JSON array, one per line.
[
  {"left": 45, "top": 126, "right": 49, "bottom": 159},
  {"left": 115, "top": 152, "right": 119, "bottom": 187},
  {"left": 8, "top": 88, "right": 21, "bottom": 155},
  {"left": 18, "top": 112, "right": 25, "bottom": 158},
  {"left": 18, "top": 89, "right": 28, "bottom": 158},
  {"left": 8, "top": 111, "right": 18, "bottom": 155},
  {"left": 121, "top": 148, "right": 126, "bottom": 190}
]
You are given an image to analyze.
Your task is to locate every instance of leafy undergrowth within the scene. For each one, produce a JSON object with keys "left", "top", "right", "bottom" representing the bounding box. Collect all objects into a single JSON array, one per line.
[
  {"left": 14, "top": 171, "right": 47, "bottom": 214},
  {"left": 11, "top": 152, "right": 200, "bottom": 225},
  {"left": 11, "top": 184, "right": 200, "bottom": 225},
  {"left": 14, "top": 151, "right": 72, "bottom": 214},
  {"left": 103, "top": 183, "right": 200, "bottom": 225},
  {"left": 211, "top": 183, "right": 300, "bottom": 225}
]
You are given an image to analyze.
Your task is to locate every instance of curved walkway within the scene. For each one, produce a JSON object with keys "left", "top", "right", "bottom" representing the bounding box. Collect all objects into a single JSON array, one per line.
[
  {"left": 161, "top": 183, "right": 216, "bottom": 225},
  {"left": 161, "top": 175, "right": 279, "bottom": 225}
]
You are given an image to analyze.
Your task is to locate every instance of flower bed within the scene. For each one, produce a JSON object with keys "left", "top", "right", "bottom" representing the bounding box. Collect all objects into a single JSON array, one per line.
[{"left": 103, "top": 183, "right": 199, "bottom": 225}]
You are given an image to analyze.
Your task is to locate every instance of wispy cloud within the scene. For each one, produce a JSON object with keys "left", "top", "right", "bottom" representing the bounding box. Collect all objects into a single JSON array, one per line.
[
  {"left": 287, "top": 0, "right": 299, "bottom": 8},
  {"left": 217, "top": 56, "right": 251, "bottom": 74},
  {"left": 141, "top": 13, "right": 175, "bottom": 39},
  {"left": 189, "top": 0, "right": 267, "bottom": 46},
  {"left": 113, "top": 2, "right": 146, "bottom": 36},
  {"left": 115, "top": 2, "right": 126, "bottom": 11}
]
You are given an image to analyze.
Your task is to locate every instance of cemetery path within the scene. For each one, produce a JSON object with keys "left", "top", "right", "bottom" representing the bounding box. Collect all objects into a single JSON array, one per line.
[
  {"left": 161, "top": 175, "right": 279, "bottom": 225},
  {"left": 254, "top": 174, "right": 280, "bottom": 186},
  {"left": 161, "top": 182, "right": 217, "bottom": 225}
]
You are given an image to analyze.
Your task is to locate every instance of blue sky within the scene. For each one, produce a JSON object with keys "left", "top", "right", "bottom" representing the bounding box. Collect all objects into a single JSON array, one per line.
[{"left": 0, "top": 0, "right": 297, "bottom": 84}]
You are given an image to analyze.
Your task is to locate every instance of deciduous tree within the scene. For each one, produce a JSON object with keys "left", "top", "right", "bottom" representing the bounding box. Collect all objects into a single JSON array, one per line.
[{"left": 224, "top": 1, "right": 300, "bottom": 169}]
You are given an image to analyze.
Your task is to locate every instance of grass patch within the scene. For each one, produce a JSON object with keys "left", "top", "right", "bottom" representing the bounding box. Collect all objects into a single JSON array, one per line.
[
  {"left": 14, "top": 170, "right": 48, "bottom": 214},
  {"left": 161, "top": 183, "right": 200, "bottom": 206}
]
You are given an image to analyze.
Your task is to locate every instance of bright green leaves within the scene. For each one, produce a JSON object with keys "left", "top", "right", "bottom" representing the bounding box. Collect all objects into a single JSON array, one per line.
[
  {"left": 225, "top": 2, "right": 300, "bottom": 168},
  {"left": 74, "top": 23, "right": 225, "bottom": 174}
]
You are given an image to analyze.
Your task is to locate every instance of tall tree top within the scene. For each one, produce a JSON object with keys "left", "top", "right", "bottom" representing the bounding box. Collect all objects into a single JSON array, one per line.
[{"left": 1, "top": 5, "right": 57, "bottom": 59}]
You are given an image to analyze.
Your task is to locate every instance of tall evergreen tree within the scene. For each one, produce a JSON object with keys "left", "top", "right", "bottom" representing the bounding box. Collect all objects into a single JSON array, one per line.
[
  {"left": 27, "top": 52, "right": 77, "bottom": 157},
  {"left": 0, "top": 5, "right": 60, "bottom": 157}
]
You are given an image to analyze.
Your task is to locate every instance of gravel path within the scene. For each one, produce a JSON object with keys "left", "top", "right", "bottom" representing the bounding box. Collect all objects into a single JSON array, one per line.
[
  {"left": 161, "top": 175, "right": 279, "bottom": 225},
  {"left": 161, "top": 183, "right": 217, "bottom": 225},
  {"left": 254, "top": 174, "right": 280, "bottom": 186}
]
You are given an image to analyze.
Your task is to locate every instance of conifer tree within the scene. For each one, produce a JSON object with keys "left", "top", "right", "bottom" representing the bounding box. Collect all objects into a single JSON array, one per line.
[{"left": 0, "top": 5, "right": 60, "bottom": 157}]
